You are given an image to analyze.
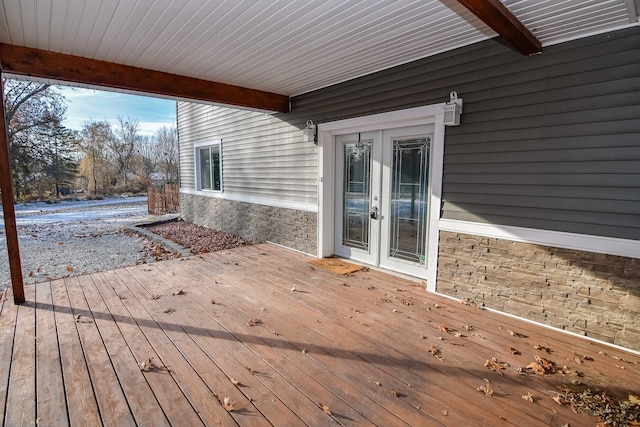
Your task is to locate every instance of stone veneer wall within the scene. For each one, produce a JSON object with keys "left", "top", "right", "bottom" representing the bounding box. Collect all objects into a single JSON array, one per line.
[
  {"left": 180, "top": 193, "right": 317, "bottom": 256},
  {"left": 437, "top": 231, "right": 640, "bottom": 351}
]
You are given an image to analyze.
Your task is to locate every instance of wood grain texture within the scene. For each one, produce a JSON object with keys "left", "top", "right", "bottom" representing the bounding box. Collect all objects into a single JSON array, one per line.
[
  {"left": 0, "top": 43, "right": 289, "bottom": 113},
  {"left": 456, "top": 0, "right": 541, "bottom": 55},
  {"left": 1, "top": 244, "right": 638, "bottom": 426}
]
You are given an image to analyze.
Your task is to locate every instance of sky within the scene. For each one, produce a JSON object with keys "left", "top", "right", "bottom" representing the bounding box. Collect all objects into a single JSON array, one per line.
[{"left": 57, "top": 86, "right": 177, "bottom": 137}]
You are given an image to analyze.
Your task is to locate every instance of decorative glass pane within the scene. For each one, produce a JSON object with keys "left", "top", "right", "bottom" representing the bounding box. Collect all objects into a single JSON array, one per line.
[
  {"left": 199, "top": 147, "right": 212, "bottom": 190},
  {"left": 389, "top": 137, "right": 430, "bottom": 263},
  {"left": 211, "top": 145, "right": 221, "bottom": 191},
  {"left": 342, "top": 141, "right": 372, "bottom": 250}
]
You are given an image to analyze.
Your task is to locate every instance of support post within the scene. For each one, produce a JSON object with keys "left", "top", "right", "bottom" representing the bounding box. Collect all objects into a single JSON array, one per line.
[{"left": 0, "top": 76, "right": 25, "bottom": 304}]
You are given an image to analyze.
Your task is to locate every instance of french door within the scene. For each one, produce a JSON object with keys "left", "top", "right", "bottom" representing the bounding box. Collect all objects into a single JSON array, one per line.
[{"left": 335, "top": 125, "right": 432, "bottom": 276}]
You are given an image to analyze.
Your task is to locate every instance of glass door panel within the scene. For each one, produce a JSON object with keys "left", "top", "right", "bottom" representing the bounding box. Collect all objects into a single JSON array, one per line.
[
  {"left": 342, "top": 141, "right": 372, "bottom": 250},
  {"left": 389, "top": 137, "right": 430, "bottom": 263}
]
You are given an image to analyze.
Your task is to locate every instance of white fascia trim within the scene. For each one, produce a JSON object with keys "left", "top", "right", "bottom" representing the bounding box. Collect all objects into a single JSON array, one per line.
[
  {"left": 180, "top": 187, "right": 318, "bottom": 213},
  {"left": 439, "top": 218, "right": 640, "bottom": 259}
]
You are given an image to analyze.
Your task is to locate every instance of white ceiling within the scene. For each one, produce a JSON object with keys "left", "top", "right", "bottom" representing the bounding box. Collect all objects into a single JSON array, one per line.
[{"left": 1, "top": 0, "right": 638, "bottom": 97}]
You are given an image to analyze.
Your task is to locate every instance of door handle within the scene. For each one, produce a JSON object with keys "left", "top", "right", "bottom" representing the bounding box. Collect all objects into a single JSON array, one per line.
[{"left": 370, "top": 206, "right": 378, "bottom": 220}]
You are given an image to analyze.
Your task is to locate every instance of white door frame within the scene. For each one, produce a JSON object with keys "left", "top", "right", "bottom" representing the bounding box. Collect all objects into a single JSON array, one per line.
[{"left": 317, "top": 104, "right": 447, "bottom": 292}]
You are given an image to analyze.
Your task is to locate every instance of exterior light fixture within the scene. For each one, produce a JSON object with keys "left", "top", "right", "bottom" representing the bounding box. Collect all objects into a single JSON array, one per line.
[
  {"left": 302, "top": 120, "right": 316, "bottom": 143},
  {"left": 443, "top": 91, "right": 463, "bottom": 126}
]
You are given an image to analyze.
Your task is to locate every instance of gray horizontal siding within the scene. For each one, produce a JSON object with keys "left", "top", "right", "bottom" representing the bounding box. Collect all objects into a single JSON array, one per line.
[
  {"left": 178, "top": 102, "right": 317, "bottom": 205},
  {"left": 286, "top": 26, "right": 640, "bottom": 240}
]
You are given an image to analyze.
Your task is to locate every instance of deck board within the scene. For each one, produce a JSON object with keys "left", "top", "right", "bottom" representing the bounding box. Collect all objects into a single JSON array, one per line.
[{"left": 1, "top": 243, "right": 638, "bottom": 426}]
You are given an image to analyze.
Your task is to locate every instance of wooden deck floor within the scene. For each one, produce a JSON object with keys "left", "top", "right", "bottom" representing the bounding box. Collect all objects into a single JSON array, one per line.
[{"left": 1, "top": 243, "right": 638, "bottom": 426}]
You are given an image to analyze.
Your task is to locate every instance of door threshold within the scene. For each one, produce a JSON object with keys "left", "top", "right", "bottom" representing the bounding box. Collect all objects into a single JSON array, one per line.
[{"left": 329, "top": 256, "right": 428, "bottom": 288}]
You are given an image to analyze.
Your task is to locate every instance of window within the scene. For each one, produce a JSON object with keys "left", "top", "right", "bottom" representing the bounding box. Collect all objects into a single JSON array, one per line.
[{"left": 195, "top": 141, "right": 221, "bottom": 191}]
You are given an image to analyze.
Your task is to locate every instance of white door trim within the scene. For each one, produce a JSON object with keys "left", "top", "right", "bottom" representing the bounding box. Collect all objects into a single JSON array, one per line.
[{"left": 317, "top": 104, "right": 447, "bottom": 291}]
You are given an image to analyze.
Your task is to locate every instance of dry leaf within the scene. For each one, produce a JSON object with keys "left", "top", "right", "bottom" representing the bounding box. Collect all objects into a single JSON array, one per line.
[
  {"left": 172, "top": 289, "right": 185, "bottom": 295},
  {"left": 29, "top": 271, "right": 34, "bottom": 277},
  {"left": 151, "top": 294, "right": 161, "bottom": 300},
  {"left": 223, "top": 397, "right": 235, "bottom": 412},
  {"left": 301, "top": 348, "right": 307, "bottom": 355},
  {"left": 439, "top": 324, "right": 449, "bottom": 333},
  {"left": 210, "top": 299, "right": 216, "bottom": 304},
  {"left": 629, "top": 394, "right": 640, "bottom": 405},
  {"left": 389, "top": 389, "right": 398, "bottom": 397},
  {"left": 66, "top": 266, "right": 74, "bottom": 272},
  {"left": 138, "top": 357, "right": 154, "bottom": 371},
  {"left": 163, "top": 308, "right": 176, "bottom": 314},
  {"left": 464, "top": 324, "right": 473, "bottom": 331},
  {"left": 522, "top": 392, "right": 534, "bottom": 402},
  {"left": 318, "top": 403, "right": 331, "bottom": 415},
  {"left": 230, "top": 378, "right": 240, "bottom": 386},
  {"left": 442, "top": 409, "right": 448, "bottom": 416},
  {"left": 74, "top": 314, "right": 81, "bottom": 322},
  {"left": 526, "top": 362, "right": 546, "bottom": 375},
  {"left": 291, "top": 286, "right": 296, "bottom": 292},
  {"left": 476, "top": 384, "right": 494, "bottom": 396},
  {"left": 248, "top": 318, "right": 262, "bottom": 326},
  {"left": 484, "top": 359, "right": 505, "bottom": 375},
  {"left": 507, "top": 329, "right": 526, "bottom": 338},
  {"left": 534, "top": 344, "right": 551, "bottom": 353},
  {"left": 534, "top": 355, "right": 556, "bottom": 373}
]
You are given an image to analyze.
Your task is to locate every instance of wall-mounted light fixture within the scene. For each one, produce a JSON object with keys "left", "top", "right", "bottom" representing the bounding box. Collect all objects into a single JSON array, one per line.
[
  {"left": 443, "top": 91, "right": 463, "bottom": 126},
  {"left": 302, "top": 120, "right": 316, "bottom": 143}
]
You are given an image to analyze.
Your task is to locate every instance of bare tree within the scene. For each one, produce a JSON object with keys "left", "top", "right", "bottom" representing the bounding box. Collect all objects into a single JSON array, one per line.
[
  {"left": 78, "top": 120, "right": 115, "bottom": 195},
  {"left": 109, "top": 116, "right": 139, "bottom": 187},
  {"left": 3, "top": 78, "right": 68, "bottom": 198},
  {"left": 154, "top": 126, "right": 179, "bottom": 184}
]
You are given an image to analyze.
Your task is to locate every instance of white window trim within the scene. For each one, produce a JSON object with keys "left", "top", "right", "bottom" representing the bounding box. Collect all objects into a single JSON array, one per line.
[
  {"left": 439, "top": 218, "right": 640, "bottom": 260},
  {"left": 317, "top": 104, "right": 447, "bottom": 292},
  {"left": 193, "top": 139, "right": 222, "bottom": 193}
]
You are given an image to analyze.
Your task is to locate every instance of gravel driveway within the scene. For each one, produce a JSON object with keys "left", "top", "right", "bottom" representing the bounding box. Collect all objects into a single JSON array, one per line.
[{"left": 0, "top": 196, "right": 177, "bottom": 288}]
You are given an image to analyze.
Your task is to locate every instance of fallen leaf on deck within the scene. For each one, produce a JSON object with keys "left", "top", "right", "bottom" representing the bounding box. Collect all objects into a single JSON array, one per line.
[
  {"left": 230, "top": 378, "right": 240, "bottom": 386},
  {"left": 439, "top": 324, "right": 449, "bottom": 333},
  {"left": 629, "top": 394, "right": 640, "bottom": 405},
  {"left": 139, "top": 357, "right": 154, "bottom": 371},
  {"left": 574, "top": 357, "right": 583, "bottom": 365},
  {"left": 507, "top": 329, "right": 526, "bottom": 338},
  {"left": 210, "top": 299, "right": 216, "bottom": 304},
  {"left": 248, "top": 318, "right": 262, "bottom": 326},
  {"left": 291, "top": 286, "right": 296, "bottom": 292},
  {"left": 534, "top": 344, "right": 551, "bottom": 353},
  {"left": 318, "top": 403, "right": 332, "bottom": 415},
  {"left": 151, "top": 294, "right": 161, "bottom": 300},
  {"left": 74, "top": 314, "right": 81, "bottom": 322},
  {"left": 534, "top": 355, "right": 556, "bottom": 373},
  {"left": 476, "top": 384, "right": 494, "bottom": 396},
  {"left": 302, "top": 348, "right": 307, "bottom": 355},
  {"left": 223, "top": 397, "right": 235, "bottom": 412},
  {"left": 522, "top": 392, "right": 534, "bottom": 402},
  {"left": 442, "top": 409, "right": 448, "bottom": 416},
  {"left": 389, "top": 389, "right": 398, "bottom": 397},
  {"left": 508, "top": 347, "right": 521, "bottom": 355},
  {"left": 526, "top": 362, "right": 546, "bottom": 375},
  {"left": 172, "top": 290, "right": 185, "bottom": 295},
  {"left": 484, "top": 359, "right": 505, "bottom": 375},
  {"left": 163, "top": 308, "right": 176, "bottom": 314}
]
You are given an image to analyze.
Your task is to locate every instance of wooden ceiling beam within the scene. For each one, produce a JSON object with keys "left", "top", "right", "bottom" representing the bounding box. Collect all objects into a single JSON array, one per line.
[
  {"left": 0, "top": 44, "right": 289, "bottom": 112},
  {"left": 457, "top": 0, "right": 542, "bottom": 56}
]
